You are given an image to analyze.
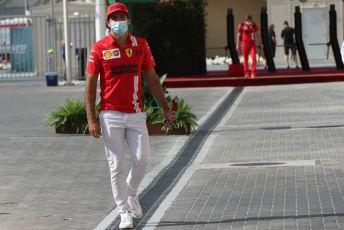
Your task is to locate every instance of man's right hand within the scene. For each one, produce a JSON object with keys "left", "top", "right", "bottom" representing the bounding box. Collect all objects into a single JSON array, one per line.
[
  {"left": 236, "top": 45, "right": 240, "bottom": 53},
  {"left": 88, "top": 120, "right": 101, "bottom": 138}
]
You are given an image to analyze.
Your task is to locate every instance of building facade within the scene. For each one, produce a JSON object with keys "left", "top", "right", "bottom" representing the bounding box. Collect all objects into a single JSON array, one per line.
[
  {"left": 205, "top": 0, "right": 266, "bottom": 58},
  {"left": 205, "top": 0, "right": 343, "bottom": 67},
  {"left": 1, "top": 0, "right": 343, "bottom": 80}
]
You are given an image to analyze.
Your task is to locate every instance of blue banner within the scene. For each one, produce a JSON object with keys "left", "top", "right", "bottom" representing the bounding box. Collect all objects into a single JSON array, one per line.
[{"left": 10, "top": 27, "right": 34, "bottom": 72}]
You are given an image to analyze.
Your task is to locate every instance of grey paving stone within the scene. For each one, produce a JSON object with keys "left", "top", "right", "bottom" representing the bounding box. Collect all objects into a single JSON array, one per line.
[
  {"left": 0, "top": 83, "right": 230, "bottom": 230},
  {"left": 4, "top": 82, "right": 344, "bottom": 229},
  {"left": 155, "top": 83, "right": 344, "bottom": 230}
]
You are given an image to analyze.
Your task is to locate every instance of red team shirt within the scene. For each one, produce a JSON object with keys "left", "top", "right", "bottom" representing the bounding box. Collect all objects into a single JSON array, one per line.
[
  {"left": 238, "top": 21, "right": 259, "bottom": 45},
  {"left": 87, "top": 33, "right": 155, "bottom": 113}
]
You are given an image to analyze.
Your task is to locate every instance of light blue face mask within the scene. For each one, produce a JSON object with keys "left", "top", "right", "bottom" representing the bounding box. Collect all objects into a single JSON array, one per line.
[{"left": 110, "top": 21, "right": 128, "bottom": 36}]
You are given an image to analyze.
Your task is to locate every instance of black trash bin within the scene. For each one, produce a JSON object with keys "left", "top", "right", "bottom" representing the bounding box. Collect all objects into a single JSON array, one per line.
[
  {"left": 75, "top": 48, "right": 87, "bottom": 80},
  {"left": 45, "top": 72, "right": 58, "bottom": 86}
]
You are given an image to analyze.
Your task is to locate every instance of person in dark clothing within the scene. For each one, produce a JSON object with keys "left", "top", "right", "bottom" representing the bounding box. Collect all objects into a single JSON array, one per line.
[
  {"left": 263, "top": 24, "right": 276, "bottom": 69},
  {"left": 268, "top": 24, "right": 276, "bottom": 58},
  {"left": 60, "top": 40, "right": 65, "bottom": 61},
  {"left": 281, "top": 21, "right": 299, "bottom": 68},
  {"left": 60, "top": 40, "right": 66, "bottom": 80}
]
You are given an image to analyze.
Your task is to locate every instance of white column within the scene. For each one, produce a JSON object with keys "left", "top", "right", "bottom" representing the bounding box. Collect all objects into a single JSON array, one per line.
[
  {"left": 96, "top": 0, "right": 106, "bottom": 41},
  {"left": 25, "top": 0, "right": 31, "bottom": 16},
  {"left": 63, "top": 0, "right": 73, "bottom": 85}
]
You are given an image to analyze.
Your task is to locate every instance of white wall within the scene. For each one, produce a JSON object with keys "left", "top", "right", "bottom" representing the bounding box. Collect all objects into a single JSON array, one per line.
[
  {"left": 267, "top": 0, "right": 343, "bottom": 67},
  {"left": 206, "top": 0, "right": 266, "bottom": 58}
]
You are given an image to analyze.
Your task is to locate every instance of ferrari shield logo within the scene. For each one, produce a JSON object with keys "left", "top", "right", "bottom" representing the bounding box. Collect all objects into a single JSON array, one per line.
[{"left": 126, "top": 48, "right": 133, "bottom": 58}]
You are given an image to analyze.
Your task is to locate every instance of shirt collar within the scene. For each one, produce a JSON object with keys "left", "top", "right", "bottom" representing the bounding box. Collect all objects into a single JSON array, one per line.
[{"left": 106, "top": 32, "right": 132, "bottom": 46}]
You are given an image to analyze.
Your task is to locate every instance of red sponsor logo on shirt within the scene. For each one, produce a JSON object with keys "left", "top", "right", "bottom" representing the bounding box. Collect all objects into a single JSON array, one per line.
[{"left": 102, "top": 48, "right": 120, "bottom": 60}]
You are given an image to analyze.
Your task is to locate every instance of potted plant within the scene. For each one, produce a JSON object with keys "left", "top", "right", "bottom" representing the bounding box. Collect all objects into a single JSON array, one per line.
[
  {"left": 146, "top": 96, "right": 198, "bottom": 135},
  {"left": 47, "top": 74, "right": 197, "bottom": 135},
  {"left": 47, "top": 98, "right": 92, "bottom": 134},
  {"left": 143, "top": 74, "right": 198, "bottom": 135}
]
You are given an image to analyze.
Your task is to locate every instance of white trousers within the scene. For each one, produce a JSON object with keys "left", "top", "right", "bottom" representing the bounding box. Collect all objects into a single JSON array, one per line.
[{"left": 99, "top": 110, "right": 150, "bottom": 214}]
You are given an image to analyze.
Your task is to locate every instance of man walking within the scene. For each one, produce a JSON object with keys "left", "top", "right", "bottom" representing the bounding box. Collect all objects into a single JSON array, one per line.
[
  {"left": 281, "top": 20, "right": 299, "bottom": 68},
  {"left": 236, "top": 15, "right": 261, "bottom": 78},
  {"left": 85, "top": 2, "right": 172, "bottom": 229}
]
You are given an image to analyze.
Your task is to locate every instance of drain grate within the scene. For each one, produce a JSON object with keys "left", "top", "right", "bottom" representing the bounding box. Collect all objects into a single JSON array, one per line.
[
  {"left": 261, "top": 126, "right": 292, "bottom": 130},
  {"left": 231, "top": 162, "right": 285, "bottom": 167},
  {"left": 200, "top": 160, "right": 318, "bottom": 169},
  {"left": 105, "top": 88, "right": 244, "bottom": 230}
]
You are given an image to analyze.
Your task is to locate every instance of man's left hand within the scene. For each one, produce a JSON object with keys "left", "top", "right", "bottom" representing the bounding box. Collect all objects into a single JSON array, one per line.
[{"left": 163, "top": 109, "right": 173, "bottom": 126}]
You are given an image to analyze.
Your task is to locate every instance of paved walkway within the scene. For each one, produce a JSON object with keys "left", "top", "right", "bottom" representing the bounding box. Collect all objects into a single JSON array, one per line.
[
  {"left": 143, "top": 83, "right": 344, "bottom": 230},
  {"left": 0, "top": 81, "right": 230, "bottom": 230},
  {"left": 1, "top": 81, "right": 344, "bottom": 230}
]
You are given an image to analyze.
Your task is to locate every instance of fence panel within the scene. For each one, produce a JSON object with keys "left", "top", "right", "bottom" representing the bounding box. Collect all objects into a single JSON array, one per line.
[{"left": 0, "top": 15, "right": 95, "bottom": 81}]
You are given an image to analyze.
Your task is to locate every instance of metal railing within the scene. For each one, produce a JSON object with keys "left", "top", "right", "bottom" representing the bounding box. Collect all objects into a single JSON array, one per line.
[{"left": 0, "top": 15, "right": 95, "bottom": 81}]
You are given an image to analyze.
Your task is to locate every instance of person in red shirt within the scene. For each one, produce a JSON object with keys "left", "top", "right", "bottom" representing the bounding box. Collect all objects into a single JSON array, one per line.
[
  {"left": 85, "top": 2, "right": 172, "bottom": 229},
  {"left": 236, "top": 15, "right": 261, "bottom": 78}
]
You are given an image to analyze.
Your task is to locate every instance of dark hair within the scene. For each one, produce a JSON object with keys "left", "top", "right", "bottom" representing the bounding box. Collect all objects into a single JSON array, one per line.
[
  {"left": 284, "top": 21, "right": 289, "bottom": 26},
  {"left": 105, "top": 14, "right": 129, "bottom": 30},
  {"left": 105, "top": 18, "right": 111, "bottom": 30},
  {"left": 246, "top": 14, "right": 253, "bottom": 21},
  {"left": 269, "top": 24, "right": 274, "bottom": 30}
]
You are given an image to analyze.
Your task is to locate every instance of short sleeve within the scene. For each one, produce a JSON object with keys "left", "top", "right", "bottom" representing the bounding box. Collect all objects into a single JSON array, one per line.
[
  {"left": 86, "top": 44, "right": 101, "bottom": 75},
  {"left": 254, "top": 23, "right": 259, "bottom": 32},
  {"left": 237, "top": 23, "right": 242, "bottom": 33},
  {"left": 142, "top": 40, "right": 156, "bottom": 70}
]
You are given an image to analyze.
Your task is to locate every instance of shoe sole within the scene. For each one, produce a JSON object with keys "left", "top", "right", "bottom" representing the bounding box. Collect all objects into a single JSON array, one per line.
[
  {"left": 132, "top": 213, "right": 142, "bottom": 219},
  {"left": 119, "top": 224, "right": 133, "bottom": 229}
]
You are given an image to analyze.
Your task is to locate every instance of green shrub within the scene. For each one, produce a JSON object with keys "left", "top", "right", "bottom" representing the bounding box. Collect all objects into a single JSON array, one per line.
[
  {"left": 145, "top": 95, "right": 198, "bottom": 133},
  {"left": 47, "top": 98, "right": 89, "bottom": 134},
  {"left": 143, "top": 73, "right": 198, "bottom": 133},
  {"left": 145, "top": 107, "right": 163, "bottom": 124},
  {"left": 48, "top": 76, "right": 197, "bottom": 135},
  {"left": 169, "top": 96, "right": 198, "bottom": 132},
  {"left": 142, "top": 74, "right": 170, "bottom": 109}
]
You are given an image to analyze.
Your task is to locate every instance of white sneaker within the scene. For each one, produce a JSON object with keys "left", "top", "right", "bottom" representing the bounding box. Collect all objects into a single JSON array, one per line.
[
  {"left": 119, "top": 212, "right": 133, "bottom": 229},
  {"left": 128, "top": 196, "right": 143, "bottom": 218}
]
